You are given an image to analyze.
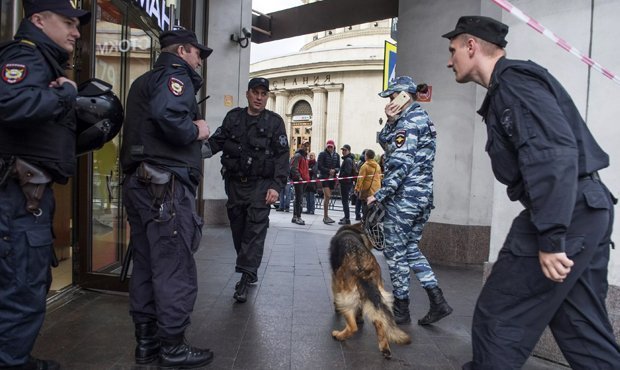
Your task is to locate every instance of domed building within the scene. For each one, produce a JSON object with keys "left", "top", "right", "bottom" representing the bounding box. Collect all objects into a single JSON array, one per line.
[{"left": 250, "top": 11, "right": 394, "bottom": 157}]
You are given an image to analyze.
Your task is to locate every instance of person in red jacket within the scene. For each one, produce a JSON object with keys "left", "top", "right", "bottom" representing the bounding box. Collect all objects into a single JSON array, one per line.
[{"left": 290, "top": 141, "right": 310, "bottom": 225}]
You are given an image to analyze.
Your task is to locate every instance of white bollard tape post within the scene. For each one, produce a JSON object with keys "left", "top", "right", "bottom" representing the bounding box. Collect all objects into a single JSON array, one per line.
[{"left": 492, "top": 0, "right": 620, "bottom": 85}]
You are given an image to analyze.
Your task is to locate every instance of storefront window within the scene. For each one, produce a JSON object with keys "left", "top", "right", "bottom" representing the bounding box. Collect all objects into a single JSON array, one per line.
[{"left": 90, "top": 0, "right": 156, "bottom": 273}]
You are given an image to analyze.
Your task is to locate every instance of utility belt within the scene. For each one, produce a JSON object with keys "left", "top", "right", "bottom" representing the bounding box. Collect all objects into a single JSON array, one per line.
[
  {"left": 227, "top": 175, "right": 264, "bottom": 183},
  {"left": 135, "top": 162, "right": 173, "bottom": 205},
  {"left": 1, "top": 157, "right": 52, "bottom": 216}
]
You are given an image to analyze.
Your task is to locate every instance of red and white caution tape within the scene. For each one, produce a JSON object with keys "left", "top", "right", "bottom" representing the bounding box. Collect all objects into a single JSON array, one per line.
[
  {"left": 492, "top": 0, "right": 620, "bottom": 85},
  {"left": 287, "top": 174, "right": 382, "bottom": 185}
]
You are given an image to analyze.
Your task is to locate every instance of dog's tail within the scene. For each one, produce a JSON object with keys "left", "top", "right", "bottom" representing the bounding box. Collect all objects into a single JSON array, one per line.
[{"left": 359, "top": 280, "right": 411, "bottom": 344}]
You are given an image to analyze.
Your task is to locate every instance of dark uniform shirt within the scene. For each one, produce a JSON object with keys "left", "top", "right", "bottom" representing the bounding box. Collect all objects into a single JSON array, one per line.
[
  {"left": 477, "top": 56, "right": 609, "bottom": 254},
  {"left": 208, "top": 108, "right": 289, "bottom": 192},
  {"left": 120, "top": 52, "right": 203, "bottom": 189},
  {"left": 0, "top": 20, "right": 78, "bottom": 183}
]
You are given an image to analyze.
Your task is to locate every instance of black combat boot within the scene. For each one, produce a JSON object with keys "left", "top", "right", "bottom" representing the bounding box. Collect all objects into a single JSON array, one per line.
[
  {"left": 418, "top": 286, "right": 453, "bottom": 325},
  {"left": 233, "top": 273, "right": 250, "bottom": 303},
  {"left": 134, "top": 322, "right": 160, "bottom": 364},
  {"left": 159, "top": 337, "right": 214, "bottom": 368},
  {"left": 393, "top": 297, "right": 411, "bottom": 324}
]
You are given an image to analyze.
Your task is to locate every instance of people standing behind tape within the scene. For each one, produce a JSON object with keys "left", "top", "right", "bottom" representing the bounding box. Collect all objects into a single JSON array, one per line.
[
  {"left": 353, "top": 149, "right": 367, "bottom": 221},
  {"left": 367, "top": 76, "right": 452, "bottom": 326},
  {"left": 317, "top": 139, "right": 340, "bottom": 224},
  {"left": 290, "top": 141, "right": 310, "bottom": 225},
  {"left": 338, "top": 144, "right": 356, "bottom": 225},
  {"left": 120, "top": 28, "right": 213, "bottom": 368},
  {"left": 276, "top": 166, "right": 292, "bottom": 212},
  {"left": 0, "top": 2, "right": 91, "bottom": 369},
  {"left": 444, "top": 16, "right": 620, "bottom": 369},
  {"left": 304, "top": 151, "right": 318, "bottom": 214},
  {"left": 354, "top": 149, "right": 382, "bottom": 220},
  {"left": 203, "top": 77, "right": 290, "bottom": 304}
]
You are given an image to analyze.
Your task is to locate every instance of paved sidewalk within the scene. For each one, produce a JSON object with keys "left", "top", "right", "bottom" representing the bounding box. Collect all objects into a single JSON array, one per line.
[{"left": 31, "top": 207, "right": 567, "bottom": 369}]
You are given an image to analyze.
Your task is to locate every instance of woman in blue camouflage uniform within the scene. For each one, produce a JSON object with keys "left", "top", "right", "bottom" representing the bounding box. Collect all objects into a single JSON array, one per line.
[{"left": 367, "top": 76, "right": 452, "bottom": 325}]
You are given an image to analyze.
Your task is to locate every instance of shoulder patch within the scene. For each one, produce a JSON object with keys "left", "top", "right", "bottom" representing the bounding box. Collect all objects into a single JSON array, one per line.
[
  {"left": 1, "top": 63, "right": 27, "bottom": 84},
  {"left": 394, "top": 130, "right": 407, "bottom": 148},
  {"left": 278, "top": 135, "right": 288, "bottom": 147},
  {"left": 168, "top": 77, "right": 185, "bottom": 96}
]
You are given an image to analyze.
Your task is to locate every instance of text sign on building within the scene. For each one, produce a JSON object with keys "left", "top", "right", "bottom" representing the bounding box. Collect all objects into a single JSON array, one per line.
[
  {"left": 293, "top": 115, "right": 312, "bottom": 121},
  {"left": 383, "top": 41, "right": 397, "bottom": 91},
  {"left": 132, "top": 0, "right": 171, "bottom": 31}
]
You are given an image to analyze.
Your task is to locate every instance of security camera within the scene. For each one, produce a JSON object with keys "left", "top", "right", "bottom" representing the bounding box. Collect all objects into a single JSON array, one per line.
[{"left": 242, "top": 27, "right": 252, "bottom": 39}]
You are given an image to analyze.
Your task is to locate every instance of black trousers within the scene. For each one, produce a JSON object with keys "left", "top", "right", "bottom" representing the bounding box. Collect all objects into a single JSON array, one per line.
[
  {"left": 225, "top": 178, "right": 272, "bottom": 280},
  {"left": 340, "top": 181, "right": 352, "bottom": 220},
  {"left": 293, "top": 183, "right": 305, "bottom": 218},
  {"left": 465, "top": 178, "right": 620, "bottom": 369},
  {"left": 0, "top": 180, "right": 54, "bottom": 366},
  {"left": 123, "top": 174, "right": 201, "bottom": 340}
]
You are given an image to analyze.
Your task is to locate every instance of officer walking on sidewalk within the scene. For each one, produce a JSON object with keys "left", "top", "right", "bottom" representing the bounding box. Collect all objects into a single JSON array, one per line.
[
  {"left": 443, "top": 16, "right": 620, "bottom": 369},
  {"left": 120, "top": 28, "right": 213, "bottom": 368},
  {"left": 203, "top": 77, "right": 289, "bottom": 303}
]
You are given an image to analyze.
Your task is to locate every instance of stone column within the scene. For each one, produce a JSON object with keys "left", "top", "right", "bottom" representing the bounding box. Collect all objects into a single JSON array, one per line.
[
  {"left": 311, "top": 87, "right": 326, "bottom": 153},
  {"left": 274, "top": 90, "right": 290, "bottom": 137},
  {"left": 325, "top": 84, "right": 343, "bottom": 147},
  {"left": 266, "top": 92, "right": 275, "bottom": 112}
]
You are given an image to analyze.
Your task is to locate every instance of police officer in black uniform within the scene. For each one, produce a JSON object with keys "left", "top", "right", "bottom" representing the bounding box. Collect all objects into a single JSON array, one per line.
[
  {"left": 443, "top": 16, "right": 620, "bottom": 369},
  {"left": 203, "top": 77, "right": 289, "bottom": 303},
  {"left": 120, "top": 28, "right": 213, "bottom": 368},
  {"left": 0, "top": 1, "right": 90, "bottom": 369}
]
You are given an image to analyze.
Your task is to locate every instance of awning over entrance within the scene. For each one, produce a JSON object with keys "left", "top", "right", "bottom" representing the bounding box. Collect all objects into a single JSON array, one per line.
[{"left": 251, "top": 0, "right": 398, "bottom": 43}]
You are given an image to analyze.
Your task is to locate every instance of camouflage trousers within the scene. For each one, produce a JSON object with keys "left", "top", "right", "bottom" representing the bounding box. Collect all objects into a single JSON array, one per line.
[{"left": 382, "top": 205, "right": 437, "bottom": 300}]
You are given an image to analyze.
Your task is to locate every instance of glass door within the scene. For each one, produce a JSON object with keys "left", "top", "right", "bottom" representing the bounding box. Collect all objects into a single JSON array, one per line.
[{"left": 78, "top": 0, "right": 159, "bottom": 291}]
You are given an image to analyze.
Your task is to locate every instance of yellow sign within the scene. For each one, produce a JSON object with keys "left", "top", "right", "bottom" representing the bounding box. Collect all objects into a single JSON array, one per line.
[
  {"left": 224, "top": 95, "right": 233, "bottom": 107},
  {"left": 383, "top": 41, "right": 397, "bottom": 91}
]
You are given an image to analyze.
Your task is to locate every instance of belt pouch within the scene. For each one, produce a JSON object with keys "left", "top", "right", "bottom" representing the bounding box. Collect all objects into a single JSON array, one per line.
[{"left": 136, "top": 162, "right": 172, "bottom": 201}]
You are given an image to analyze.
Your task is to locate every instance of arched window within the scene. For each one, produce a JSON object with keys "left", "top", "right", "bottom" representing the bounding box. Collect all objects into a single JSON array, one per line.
[{"left": 292, "top": 100, "right": 312, "bottom": 116}]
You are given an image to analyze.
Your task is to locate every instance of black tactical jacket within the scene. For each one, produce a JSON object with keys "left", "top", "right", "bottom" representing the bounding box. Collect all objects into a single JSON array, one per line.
[
  {"left": 0, "top": 20, "right": 78, "bottom": 183},
  {"left": 478, "top": 56, "right": 609, "bottom": 253},
  {"left": 121, "top": 52, "right": 203, "bottom": 187},
  {"left": 208, "top": 107, "right": 289, "bottom": 191}
]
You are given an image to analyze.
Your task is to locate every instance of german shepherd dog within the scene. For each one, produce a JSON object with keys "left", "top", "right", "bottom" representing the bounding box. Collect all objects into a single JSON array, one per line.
[{"left": 329, "top": 223, "right": 411, "bottom": 358}]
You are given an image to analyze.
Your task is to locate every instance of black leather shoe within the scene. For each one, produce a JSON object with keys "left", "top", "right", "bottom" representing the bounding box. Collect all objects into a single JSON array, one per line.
[
  {"left": 234, "top": 274, "right": 250, "bottom": 303},
  {"left": 159, "top": 338, "right": 214, "bottom": 369},
  {"left": 135, "top": 322, "right": 160, "bottom": 364},
  {"left": 338, "top": 219, "right": 351, "bottom": 225},
  {"left": 8, "top": 357, "right": 60, "bottom": 370}
]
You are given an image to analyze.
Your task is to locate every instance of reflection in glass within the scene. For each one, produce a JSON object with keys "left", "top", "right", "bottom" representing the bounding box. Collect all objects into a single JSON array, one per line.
[{"left": 91, "top": 0, "right": 154, "bottom": 273}]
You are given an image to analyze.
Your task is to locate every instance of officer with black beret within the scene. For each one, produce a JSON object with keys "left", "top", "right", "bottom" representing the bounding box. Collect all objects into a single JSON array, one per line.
[
  {"left": 120, "top": 28, "right": 213, "bottom": 368},
  {"left": 203, "top": 77, "right": 290, "bottom": 303},
  {"left": 443, "top": 15, "right": 620, "bottom": 369},
  {"left": 0, "top": 1, "right": 90, "bottom": 368}
]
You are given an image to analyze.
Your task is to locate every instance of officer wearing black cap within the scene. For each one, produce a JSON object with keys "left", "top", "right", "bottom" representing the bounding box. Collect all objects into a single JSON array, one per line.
[
  {"left": 120, "top": 27, "right": 213, "bottom": 368},
  {"left": 203, "top": 77, "right": 289, "bottom": 303},
  {"left": 0, "top": 1, "right": 90, "bottom": 369},
  {"left": 443, "top": 16, "right": 620, "bottom": 369}
]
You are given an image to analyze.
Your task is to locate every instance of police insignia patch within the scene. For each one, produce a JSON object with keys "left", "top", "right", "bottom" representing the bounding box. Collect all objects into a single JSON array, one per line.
[
  {"left": 168, "top": 77, "right": 184, "bottom": 96},
  {"left": 1, "top": 63, "right": 27, "bottom": 84},
  {"left": 394, "top": 130, "right": 406, "bottom": 148},
  {"left": 278, "top": 135, "right": 288, "bottom": 147}
]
